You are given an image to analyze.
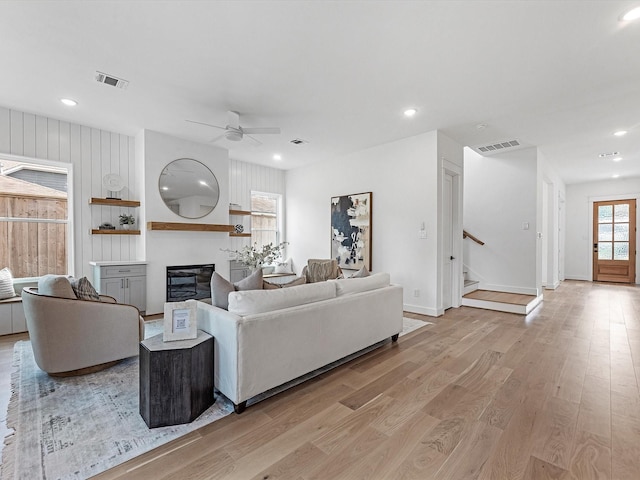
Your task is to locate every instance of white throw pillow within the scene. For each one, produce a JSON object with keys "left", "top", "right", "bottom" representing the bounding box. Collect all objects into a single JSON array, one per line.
[
  {"left": 0, "top": 268, "right": 16, "bottom": 300},
  {"left": 332, "top": 272, "right": 390, "bottom": 296},
  {"left": 274, "top": 257, "right": 293, "bottom": 274},
  {"left": 228, "top": 281, "right": 336, "bottom": 316}
]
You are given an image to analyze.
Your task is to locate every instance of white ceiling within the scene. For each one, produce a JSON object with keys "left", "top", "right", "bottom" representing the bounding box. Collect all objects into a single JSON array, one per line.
[{"left": 1, "top": 0, "right": 639, "bottom": 184}]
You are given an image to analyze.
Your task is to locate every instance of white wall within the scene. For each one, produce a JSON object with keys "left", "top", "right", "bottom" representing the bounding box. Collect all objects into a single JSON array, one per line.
[
  {"left": 138, "top": 130, "right": 230, "bottom": 314},
  {"left": 228, "top": 158, "right": 286, "bottom": 258},
  {"left": 286, "top": 130, "right": 462, "bottom": 316},
  {"left": 0, "top": 106, "right": 138, "bottom": 279},
  {"left": 464, "top": 147, "right": 538, "bottom": 295},
  {"left": 565, "top": 177, "right": 640, "bottom": 282}
]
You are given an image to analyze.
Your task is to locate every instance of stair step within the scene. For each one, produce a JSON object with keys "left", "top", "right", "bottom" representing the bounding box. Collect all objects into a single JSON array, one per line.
[{"left": 461, "top": 289, "right": 542, "bottom": 315}]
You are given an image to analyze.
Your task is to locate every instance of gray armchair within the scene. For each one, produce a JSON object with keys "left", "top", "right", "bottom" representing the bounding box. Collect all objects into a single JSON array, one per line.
[{"left": 22, "top": 286, "right": 143, "bottom": 376}]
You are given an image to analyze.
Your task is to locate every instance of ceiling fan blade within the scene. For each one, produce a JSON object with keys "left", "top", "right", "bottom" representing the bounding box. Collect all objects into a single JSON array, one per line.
[
  {"left": 209, "top": 133, "right": 228, "bottom": 143},
  {"left": 245, "top": 134, "right": 263, "bottom": 145},
  {"left": 227, "top": 111, "right": 240, "bottom": 129},
  {"left": 185, "top": 119, "right": 226, "bottom": 131},
  {"left": 242, "top": 127, "right": 281, "bottom": 135}
]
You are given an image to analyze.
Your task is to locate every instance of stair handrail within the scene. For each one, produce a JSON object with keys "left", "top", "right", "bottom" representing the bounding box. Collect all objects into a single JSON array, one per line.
[{"left": 463, "top": 230, "right": 485, "bottom": 246}]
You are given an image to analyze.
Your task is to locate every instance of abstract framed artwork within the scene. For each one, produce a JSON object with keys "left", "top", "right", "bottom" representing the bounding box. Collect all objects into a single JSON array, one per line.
[{"left": 331, "top": 192, "right": 372, "bottom": 271}]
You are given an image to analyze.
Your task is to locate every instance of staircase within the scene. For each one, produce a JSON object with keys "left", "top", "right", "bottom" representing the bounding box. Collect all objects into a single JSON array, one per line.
[{"left": 461, "top": 229, "right": 542, "bottom": 314}]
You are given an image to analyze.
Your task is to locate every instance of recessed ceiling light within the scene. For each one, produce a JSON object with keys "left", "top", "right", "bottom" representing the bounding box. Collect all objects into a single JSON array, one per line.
[
  {"left": 614, "top": 130, "right": 628, "bottom": 137},
  {"left": 403, "top": 108, "right": 417, "bottom": 117},
  {"left": 60, "top": 98, "right": 77, "bottom": 107},
  {"left": 273, "top": 154, "right": 282, "bottom": 161},
  {"left": 621, "top": 6, "right": 640, "bottom": 21},
  {"left": 613, "top": 157, "right": 623, "bottom": 162},
  {"left": 612, "top": 174, "right": 620, "bottom": 179}
]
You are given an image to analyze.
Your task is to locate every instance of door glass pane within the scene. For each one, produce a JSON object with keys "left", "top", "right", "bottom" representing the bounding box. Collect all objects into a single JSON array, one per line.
[
  {"left": 598, "top": 224, "right": 612, "bottom": 241},
  {"left": 614, "top": 242, "right": 629, "bottom": 260},
  {"left": 599, "top": 242, "right": 613, "bottom": 260},
  {"left": 598, "top": 205, "right": 613, "bottom": 223},
  {"left": 615, "top": 204, "right": 630, "bottom": 223},
  {"left": 614, "top": 224, "right": 629, "bottom": 241}
]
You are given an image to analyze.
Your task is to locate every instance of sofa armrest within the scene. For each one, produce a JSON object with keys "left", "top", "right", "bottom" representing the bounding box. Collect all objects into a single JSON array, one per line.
[{"left": 196, "top": 302, "right": 243, "bottom": 403}]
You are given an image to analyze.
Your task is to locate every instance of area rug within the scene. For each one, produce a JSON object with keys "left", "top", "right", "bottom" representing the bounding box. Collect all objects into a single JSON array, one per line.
[
  {"left": 1, "top": 317, "right": 431, "bottom": 480},
  {"left": 0, "top": 324, "right": 233, "bottom": 480}
]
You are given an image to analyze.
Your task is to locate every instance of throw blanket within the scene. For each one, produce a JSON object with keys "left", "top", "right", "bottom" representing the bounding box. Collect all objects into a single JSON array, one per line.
[{"left": 305, "top": 259, "right": 342, "bottom": 283}]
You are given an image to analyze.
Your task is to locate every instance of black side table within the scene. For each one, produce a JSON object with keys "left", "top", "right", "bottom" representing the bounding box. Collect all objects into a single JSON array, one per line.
[{"left": 139, "top": 330, "right": 214, "bottom": 428}]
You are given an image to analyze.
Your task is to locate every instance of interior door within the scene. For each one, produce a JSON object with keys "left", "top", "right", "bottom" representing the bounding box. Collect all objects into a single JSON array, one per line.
[{"left": 593, "top": 199, "right": 636, "bottom": 283}]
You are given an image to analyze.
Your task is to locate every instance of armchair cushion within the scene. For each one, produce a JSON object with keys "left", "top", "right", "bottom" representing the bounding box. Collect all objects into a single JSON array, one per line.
[
  {"left": 38, "top": 274, "right": 77, "bottom": 299},
  {"left": 70, "top": 276, "right": 101, "bottom": 301}
]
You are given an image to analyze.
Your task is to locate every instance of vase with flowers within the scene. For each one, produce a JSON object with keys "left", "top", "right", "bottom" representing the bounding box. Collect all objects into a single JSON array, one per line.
[{"left": 222, "top": 242, "right": 288, "bottom": 271}]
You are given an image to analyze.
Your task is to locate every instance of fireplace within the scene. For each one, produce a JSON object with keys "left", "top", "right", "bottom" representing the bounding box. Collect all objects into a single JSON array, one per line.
[{"left": 166, "top": 264, "right": 214, "bottom": 302}]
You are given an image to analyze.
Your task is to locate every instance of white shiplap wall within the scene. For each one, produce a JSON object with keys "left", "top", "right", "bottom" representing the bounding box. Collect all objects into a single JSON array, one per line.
[
  {"left": 0, "top": 106, "right": 138, "bottom": 279},
  {"left": 228, "top": 159, "right": 286, "bottom": 252}
]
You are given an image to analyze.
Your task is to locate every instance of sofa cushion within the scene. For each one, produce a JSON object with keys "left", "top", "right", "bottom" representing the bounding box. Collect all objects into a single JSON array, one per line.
[
  {"left": 0, "top": 268, "right": 16, "bottom": 300},
  {"left": 69, "top": 276, "right": 101, "bottom": 301},
  {"left": 38, "top": 274, "right": 77, "bottom": 299},
  {"left": 304, "top": 259, "right": 343, "bottom": 283},
  {"left": 228, "top": 281, "right": 336, "bottom": 316},
  {"left": 211, "top": 269, "right": 263, "bottom": 310},
  {"left": 263, "top": 276, "right": 306, "bottom": 289},
  {"left": 332, "top": 272, "right": 390, "bottom": 296},
  {"left": 349, "top": 266, "right": 371, "bottom": 278}
]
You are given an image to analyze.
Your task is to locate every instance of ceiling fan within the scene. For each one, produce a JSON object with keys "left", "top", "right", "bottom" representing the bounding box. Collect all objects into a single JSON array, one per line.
[{"left": 186, "top": 110, "right": 280, "bottom": 144}]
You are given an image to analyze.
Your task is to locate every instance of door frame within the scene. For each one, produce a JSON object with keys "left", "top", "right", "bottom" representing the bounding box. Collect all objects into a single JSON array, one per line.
[
  {"left": 442, "top": 161, "right": 462, "bottom": 310},
  {"left": 589, "top": 193, "right": 639, "bottom": 284}
]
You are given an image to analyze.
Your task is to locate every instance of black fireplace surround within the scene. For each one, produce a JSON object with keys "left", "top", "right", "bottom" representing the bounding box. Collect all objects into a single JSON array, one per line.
[{"left": 166, "top": 264, "right": 214, "bottom": 302}]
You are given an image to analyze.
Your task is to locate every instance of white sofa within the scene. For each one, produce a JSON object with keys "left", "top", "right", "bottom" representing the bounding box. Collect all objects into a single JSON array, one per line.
[{"left": 197, "top": 272, "right": 403, "bottom": 413}]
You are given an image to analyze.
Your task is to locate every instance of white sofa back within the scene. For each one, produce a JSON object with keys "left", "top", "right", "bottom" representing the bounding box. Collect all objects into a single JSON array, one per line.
[{"left": 228, "top": 281, "right": 336, "bottom": 316}]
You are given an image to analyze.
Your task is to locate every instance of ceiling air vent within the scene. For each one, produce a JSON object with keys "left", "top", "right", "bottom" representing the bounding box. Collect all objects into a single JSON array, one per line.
[
  {"left": 469, "top": 139, "right": 526, "bottom": 156},
  {"left": 290, "top": 138, "right": 308, "bottom": 145},
  {"left": 95, "top": 71, "right": 129, "bottom": 89}
]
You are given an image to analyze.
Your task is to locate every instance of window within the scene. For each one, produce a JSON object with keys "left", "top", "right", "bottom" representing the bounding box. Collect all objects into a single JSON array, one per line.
[
  {"left": 251, "top": 192, "right": 282, "bottom": 247},
  {"left": 0, "top": 156, "right": 71, "bottom": 279}
]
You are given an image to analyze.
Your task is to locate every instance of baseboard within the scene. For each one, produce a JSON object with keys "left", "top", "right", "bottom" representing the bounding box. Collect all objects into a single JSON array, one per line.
[
  {"left": 564, "top": 275, "right": 591, "bottom": 282},
  {"left": 544, "top": 280, "right": 561, "bottom": 290},
  {"left": 479, "top": 283, "right": 538, "bottom": 296},
  {"left": 403, "top": 303, "right": 442, "bottom": 317}
]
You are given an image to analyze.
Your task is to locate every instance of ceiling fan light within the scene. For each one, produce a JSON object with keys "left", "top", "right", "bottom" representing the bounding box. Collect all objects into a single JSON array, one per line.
[{"left": 614, "top": 130, "right": 627, "bottom": 137}]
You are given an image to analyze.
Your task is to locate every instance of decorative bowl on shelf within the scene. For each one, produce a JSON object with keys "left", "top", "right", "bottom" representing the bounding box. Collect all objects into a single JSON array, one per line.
[{"left": 234, "top": 224, "right": 244, "bottom": 233}]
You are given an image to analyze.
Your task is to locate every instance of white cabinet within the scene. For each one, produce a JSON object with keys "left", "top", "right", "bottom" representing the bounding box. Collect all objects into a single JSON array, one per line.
[
  {"left": 91, "top": 262, "right": 147, "bottom": 314},
  {"left": 0, "top": 299, "right": 27, "bottom": 335}
]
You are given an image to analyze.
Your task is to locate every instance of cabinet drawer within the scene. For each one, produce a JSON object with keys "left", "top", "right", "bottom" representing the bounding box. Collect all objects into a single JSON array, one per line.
[{"left": 101, "top": 265, "right": 146, "bottom": 278}]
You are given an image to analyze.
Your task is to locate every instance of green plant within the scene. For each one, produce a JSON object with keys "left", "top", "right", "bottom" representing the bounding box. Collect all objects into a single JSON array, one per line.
[
  {"left": 222, "top": 242, "right": 288, "bottom": 269},
  {"left": 119, "top": 213, "right": 135, "bottom": 225}
]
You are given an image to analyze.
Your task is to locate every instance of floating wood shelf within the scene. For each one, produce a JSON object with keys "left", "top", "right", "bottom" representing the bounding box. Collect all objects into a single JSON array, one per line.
[
  {"left": 90, "top": 198, "right": 141, "bottom": 207},
  {"left": 91, "top": 229, "right": 141, "bottom": 235},
  {"left": 229, "top": 209, "right": 251, "bottom": 216},
  {"left": 147, "top": 222, "right": 235, "bottom": 232},
  {"left": 230, "top": 232, "right": 251, "bottom": 237}
]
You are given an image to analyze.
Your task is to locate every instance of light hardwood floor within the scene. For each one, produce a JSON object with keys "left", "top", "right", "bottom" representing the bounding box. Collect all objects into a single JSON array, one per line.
[{"left": 2, "top": 280, "right": 640, "bottom": 479}]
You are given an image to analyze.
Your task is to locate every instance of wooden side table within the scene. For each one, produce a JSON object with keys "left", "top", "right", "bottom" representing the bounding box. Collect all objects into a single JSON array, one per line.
[{"left": 139, "top": 330, "right": 214, "bottom": 428}]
